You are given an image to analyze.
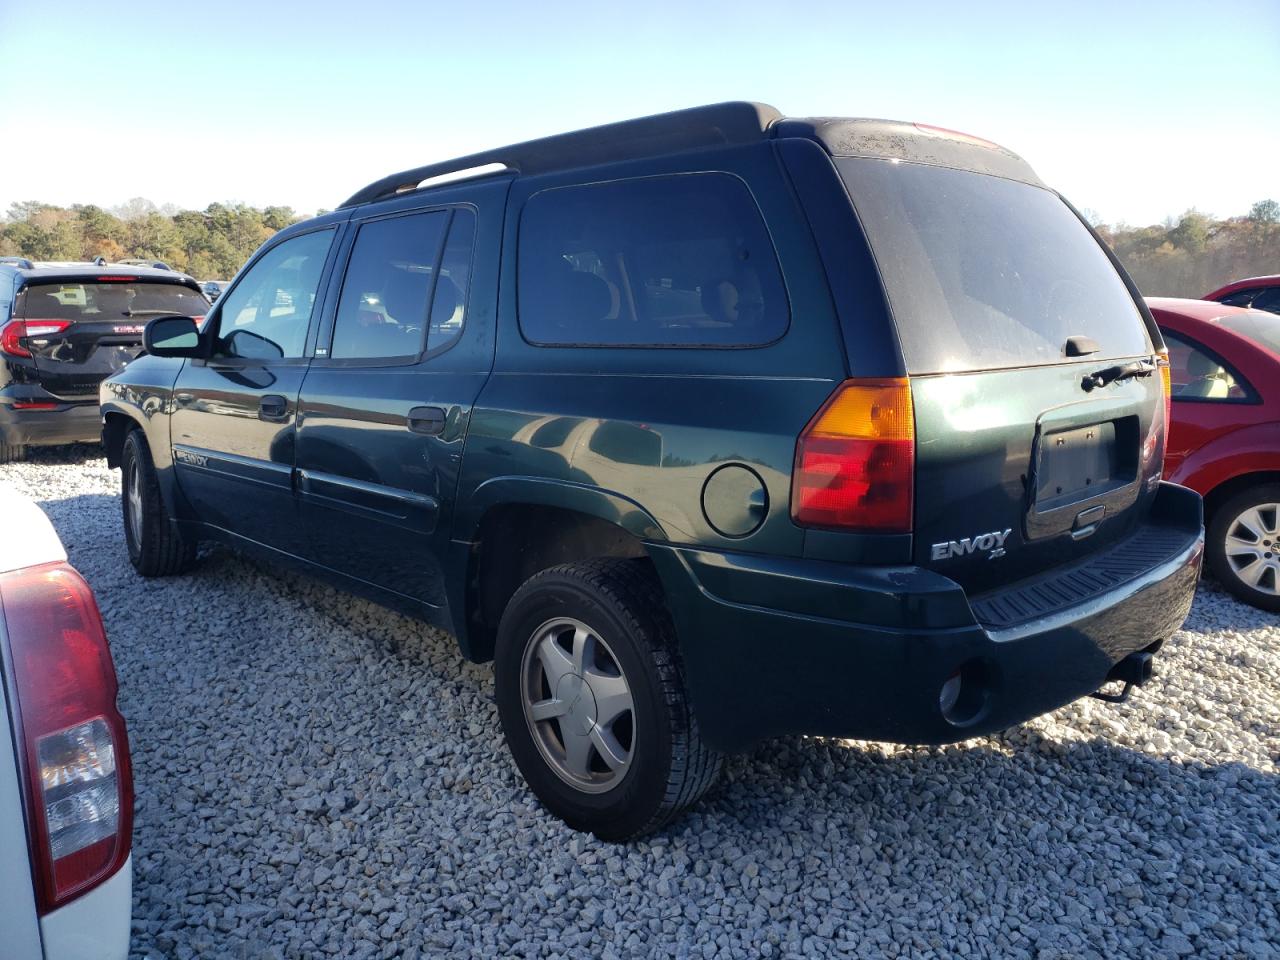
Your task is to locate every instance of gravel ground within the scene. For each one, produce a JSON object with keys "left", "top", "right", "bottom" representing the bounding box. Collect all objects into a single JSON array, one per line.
[{"left": 3, "top": 444, "right": 1278, "bottom": 960}]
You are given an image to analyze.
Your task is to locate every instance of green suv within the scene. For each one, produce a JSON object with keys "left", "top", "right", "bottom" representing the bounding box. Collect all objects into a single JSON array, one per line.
[{"left": 100, "top": 103, "right": 1203, "bottom": 839}]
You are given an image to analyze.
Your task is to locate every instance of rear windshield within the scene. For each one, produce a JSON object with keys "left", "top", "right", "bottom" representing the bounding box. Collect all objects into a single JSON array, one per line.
[
  {"left": 21, "top": 281, "right": 207, "bottom": 321},
  {"left": 1216, "top": 310, "right": 1280, "bottom": 356},
  {"left": 837, "top": 158, "right": 1151, "bottom": 374}
]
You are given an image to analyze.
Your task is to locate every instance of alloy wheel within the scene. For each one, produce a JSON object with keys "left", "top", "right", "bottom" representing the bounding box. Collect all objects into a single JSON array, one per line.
[
  {"left": 519, "top": 617, "right": 636, "bottom": 794},
  {"left": 1224, "top": 502, "right": 1280, "bottom": 596},
  {"left": 126, "top": 458, "right": 144, "bottom": 548}
]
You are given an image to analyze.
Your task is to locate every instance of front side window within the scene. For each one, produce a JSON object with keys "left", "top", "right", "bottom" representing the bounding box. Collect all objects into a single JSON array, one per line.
[
  {"left": 518, "top": 173, "right": 789, "bottom": 347},
  {"left": 837, "top": 158, "right": 1152, "bottom": 374},
  {"left": 214, "top": 230, "right": 333, "bottom": 360},
  {"left": 1165, "top": 332, "right": 1250, "bottom": 401}
]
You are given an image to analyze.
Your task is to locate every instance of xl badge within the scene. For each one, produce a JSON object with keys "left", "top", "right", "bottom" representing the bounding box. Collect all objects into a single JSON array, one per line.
[{"left": 931, "top": 528, "right": 1012, "bottom": 561}]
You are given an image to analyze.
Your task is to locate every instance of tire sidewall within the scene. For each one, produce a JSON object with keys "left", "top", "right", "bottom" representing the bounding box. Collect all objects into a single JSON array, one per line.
[
  {"left": 495, "top": 572, "right": 675, "bottom": 838},
  {"left": 121, "top": 433, "right": 147, "bottom": 566},
  {"left": 1207, "top": 484, "right": 1280, "bottom": 612}
]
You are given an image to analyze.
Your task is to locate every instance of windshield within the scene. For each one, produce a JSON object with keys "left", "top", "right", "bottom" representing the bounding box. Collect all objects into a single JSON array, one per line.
[
  {"left": 837, "top": 158, "right": 1152, "bottom": 374},
  {"left": 21, "top": 281, "right": 208, "bottom": 321},
  {"left": 1216, "top": 310, "right": 1280, "bottom": 357}
]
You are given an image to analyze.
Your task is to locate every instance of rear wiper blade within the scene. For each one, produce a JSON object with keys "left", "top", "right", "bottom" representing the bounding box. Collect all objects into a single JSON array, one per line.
[
  {"left": 1081, "top": 360, "right": 1156, "bottom": 392},
  {"left": 123, "top": 309, "right": 183, "bottom": 317}
]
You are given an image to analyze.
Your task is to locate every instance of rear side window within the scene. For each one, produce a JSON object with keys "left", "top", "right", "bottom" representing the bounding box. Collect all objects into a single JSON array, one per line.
[
  {"left": 330, "top": 208, "right": 476, "bottom": 361},
  {"left": 518, "top": 173, "right": 788, "bottom": 347},
  {"left": 21, "top": 281, "right": 207, "bottom": 321},
  {"left": 1164, "top": 332, "right": 1249, "bottom": 401},
  {"left": 837, "top": 158, "right": 1151, "bottom": 374}
]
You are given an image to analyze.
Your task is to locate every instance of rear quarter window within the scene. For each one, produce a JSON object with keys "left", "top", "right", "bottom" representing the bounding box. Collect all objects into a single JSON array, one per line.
[{"left": 517, "top": 173, "right": 789, "bottom": 347}]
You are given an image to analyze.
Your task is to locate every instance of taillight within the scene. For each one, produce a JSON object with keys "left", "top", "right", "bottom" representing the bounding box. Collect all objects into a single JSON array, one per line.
[
  {"left": 0, "top": 562, "right": 132, "bottom": 912},
  {"left": 0, "top": 319, "right": 73, "bottom": 359},
  {"left": 1158, "top": 348, "right": 1172, "bottom": 460},
  {"left": 791, "top": 378, "right": 915, "bottom": 532}
]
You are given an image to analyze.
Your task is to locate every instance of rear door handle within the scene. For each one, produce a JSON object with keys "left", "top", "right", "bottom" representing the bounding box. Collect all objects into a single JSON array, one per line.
[
  {"left": 407, "top": 405, "right": 446, "bottom": 436},
  {"left": 259, "top": 394, "right": 289, "bottom": 422}
]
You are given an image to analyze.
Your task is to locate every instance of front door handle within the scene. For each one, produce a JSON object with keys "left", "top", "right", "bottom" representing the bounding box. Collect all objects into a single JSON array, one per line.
[
  {"left": 407, "top": 405, "right": 446, "bottom": 436},
  {"left": 259, "top": 394, "right": 289, "bottom": 422}
]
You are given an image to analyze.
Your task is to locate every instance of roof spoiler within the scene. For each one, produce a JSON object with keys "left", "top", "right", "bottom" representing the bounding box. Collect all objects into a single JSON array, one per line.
[{"left": 339, "top": 101, "right": 782, "bottom": 209}]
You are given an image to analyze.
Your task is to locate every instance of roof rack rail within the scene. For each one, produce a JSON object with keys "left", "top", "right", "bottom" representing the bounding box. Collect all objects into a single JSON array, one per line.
[
  {"left": 339, "top": 101, "right": 782, "bottom": 209},
  {"left": 0, "top": 256, "right": 35, "bottom": 269}
]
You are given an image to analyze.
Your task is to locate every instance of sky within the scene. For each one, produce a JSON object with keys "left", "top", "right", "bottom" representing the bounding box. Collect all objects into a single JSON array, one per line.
[{"left": 2, "top": 0, "right": 1277, "bottom": 226}]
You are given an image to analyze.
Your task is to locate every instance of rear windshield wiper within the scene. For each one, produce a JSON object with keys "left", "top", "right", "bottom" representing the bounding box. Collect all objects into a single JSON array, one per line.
[
  {"left": 1082, "top": 360, "right": 1156, "bottom": 391},
  {"left": 124, "top": 309, "right": 187, "bottom": 317}
]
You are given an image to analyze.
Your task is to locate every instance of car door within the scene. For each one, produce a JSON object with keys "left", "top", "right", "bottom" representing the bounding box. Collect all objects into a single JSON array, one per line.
[
  {"left": 294, "top": 184, "right": 500, "bottom": 609},
  {"left": 169, "top": 227, "right": 339, "bottom": 556}
]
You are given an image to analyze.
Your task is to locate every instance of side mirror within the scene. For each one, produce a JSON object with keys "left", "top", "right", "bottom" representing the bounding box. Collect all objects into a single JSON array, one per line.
[{"left": 143, "top": 316, "right": 204, "bottom": 358}]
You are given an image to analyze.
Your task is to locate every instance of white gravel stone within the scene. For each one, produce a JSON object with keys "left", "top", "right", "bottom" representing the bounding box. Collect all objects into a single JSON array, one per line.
[{"left": 2, "top": 444, "right": 1278, "bottom": 959}]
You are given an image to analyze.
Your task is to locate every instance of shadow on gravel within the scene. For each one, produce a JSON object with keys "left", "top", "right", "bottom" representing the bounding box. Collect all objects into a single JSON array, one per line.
[
  {"left": 12, "top": 482, "right": 1276, "bottom": 958},
  {"left": 12, "top": 442, "right": 106, "bottom": 466}
]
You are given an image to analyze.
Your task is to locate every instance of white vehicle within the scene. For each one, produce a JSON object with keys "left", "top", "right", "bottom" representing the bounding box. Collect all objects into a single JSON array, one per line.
[{"left": 0, "top": 487, "right": 132, "bottom": 959}]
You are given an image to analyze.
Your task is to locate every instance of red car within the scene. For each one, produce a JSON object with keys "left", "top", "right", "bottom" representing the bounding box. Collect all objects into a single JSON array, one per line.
[
  {"left": 1148, "top": 297, "right": 1280, "bottom": 610},
  {"left": 1202, "top": 275, "right": 1280, "bottom": 315}
]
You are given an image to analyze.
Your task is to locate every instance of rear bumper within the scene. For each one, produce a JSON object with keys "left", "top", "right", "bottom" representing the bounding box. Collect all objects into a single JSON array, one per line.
[
  {"left": 0, "top": 397, "right": 101, "bottom": 447},
  {"left": 650, "top": 482, "right": 1204, "bottom": 753}
]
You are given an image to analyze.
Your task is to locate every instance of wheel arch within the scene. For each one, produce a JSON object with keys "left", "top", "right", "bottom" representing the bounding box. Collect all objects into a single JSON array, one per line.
[
  {"left": 1202, "top": 470, "right": 1280, "bottom": 526},
  {"left": 103, "top": 406, "right": 185, "bottom": 522},
  {"left": 452, "top": 479, "right": 669, "bottom": 663}
]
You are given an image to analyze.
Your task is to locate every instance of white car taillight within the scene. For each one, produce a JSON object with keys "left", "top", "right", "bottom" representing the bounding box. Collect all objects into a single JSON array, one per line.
[{"left": 0, "top": 562, "right": 132, "bottom": 912}]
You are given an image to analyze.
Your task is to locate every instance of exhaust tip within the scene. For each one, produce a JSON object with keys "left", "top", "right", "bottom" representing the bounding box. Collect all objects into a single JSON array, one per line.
[{"left": 939, "top": 659, "right": 992, "bottom": 727}]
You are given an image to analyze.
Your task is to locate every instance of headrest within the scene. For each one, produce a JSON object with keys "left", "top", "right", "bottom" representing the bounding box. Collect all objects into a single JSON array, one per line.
[
  {"left": 381, "top": 269, "right": 430, "bottom": 324},
  {"left": 701, "top": 279, "right": 739, "bottom": 324},
  {"left": 431, "top": 277, "right": 460, "bottom": 326},
  {"left": 1185, "top": 350, "right": 1220, "bottom": 378}
]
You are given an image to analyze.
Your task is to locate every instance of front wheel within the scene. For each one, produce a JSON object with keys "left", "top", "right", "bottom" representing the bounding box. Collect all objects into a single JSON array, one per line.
[
  {"left": 121, "top": 430, "right": 198, "bottom": 577},
  {"left": 1207, "top": 483, "right": 1280, "bottom": 612},
  {"left": 494, "top": 559, "right": 722, "bottom": 841}
]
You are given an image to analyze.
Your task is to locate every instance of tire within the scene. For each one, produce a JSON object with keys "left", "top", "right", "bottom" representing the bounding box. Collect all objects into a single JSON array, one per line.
[
  {"left": 121, "top": 429, "right": 197, "bottom": 577},
  {"left": 0, "top": 440, "right": 26, "bottom": 463},
  {"left": 1206, "top": 483, "right": 1280, "bottom": 612},
  {"left": 494, "top": 558, "right": 722, "bottom": 841}
]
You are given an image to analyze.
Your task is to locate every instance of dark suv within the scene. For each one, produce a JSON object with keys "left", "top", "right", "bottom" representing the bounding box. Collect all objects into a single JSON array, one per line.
[
  {"left": 100, "top": 103, "right": 1203, "bottom": 839},
  {"left": 0, "top": 260, "right": 208, "bottom": 461}
]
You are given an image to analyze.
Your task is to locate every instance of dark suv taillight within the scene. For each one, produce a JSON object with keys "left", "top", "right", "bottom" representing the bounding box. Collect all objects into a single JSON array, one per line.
[
  {"left": 0, "top": 562, "right": 132, "bottom": 913},
  {"left": 0, "top": 319, "right": 73, "bottom": 359},
  {"left": 791, "top": 378, "right": 915, "bottom": 532}
]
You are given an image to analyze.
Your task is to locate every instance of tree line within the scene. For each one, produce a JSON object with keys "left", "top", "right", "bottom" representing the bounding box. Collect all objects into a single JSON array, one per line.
[
  {"left": 0, "top": 199, "right": 305, "bottom": 281},
  {"left": 1094, "top": 199, "right": 1279, "bottom": 298},
  {"left": 1, "top": 196, "right": 1277, "bottom": 294}
]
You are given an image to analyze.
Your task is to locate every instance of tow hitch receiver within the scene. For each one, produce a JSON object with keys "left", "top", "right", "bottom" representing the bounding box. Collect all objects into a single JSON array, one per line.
[{"left": 1091, "top": 651, "right": 1155, "bottom": 704}]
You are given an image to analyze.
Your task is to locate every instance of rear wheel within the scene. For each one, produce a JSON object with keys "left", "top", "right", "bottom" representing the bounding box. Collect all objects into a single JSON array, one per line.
[
  {"left": 1207, "top": 483, "right": 1280, "bottom": 612},
  {"left": 121, "top": 430, "right": 197, "bottom": 577},
  {"left": 494, "top": 559, "right": 722, "bottom": 841},
  {"left": 0, "top": 440, "right": 27, "bottom": 463}
]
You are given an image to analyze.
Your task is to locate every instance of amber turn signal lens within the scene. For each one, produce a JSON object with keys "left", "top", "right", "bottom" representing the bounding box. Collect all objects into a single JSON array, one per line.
[{"left": 791, "top": 379, "right": 915, "bottom": 533}]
